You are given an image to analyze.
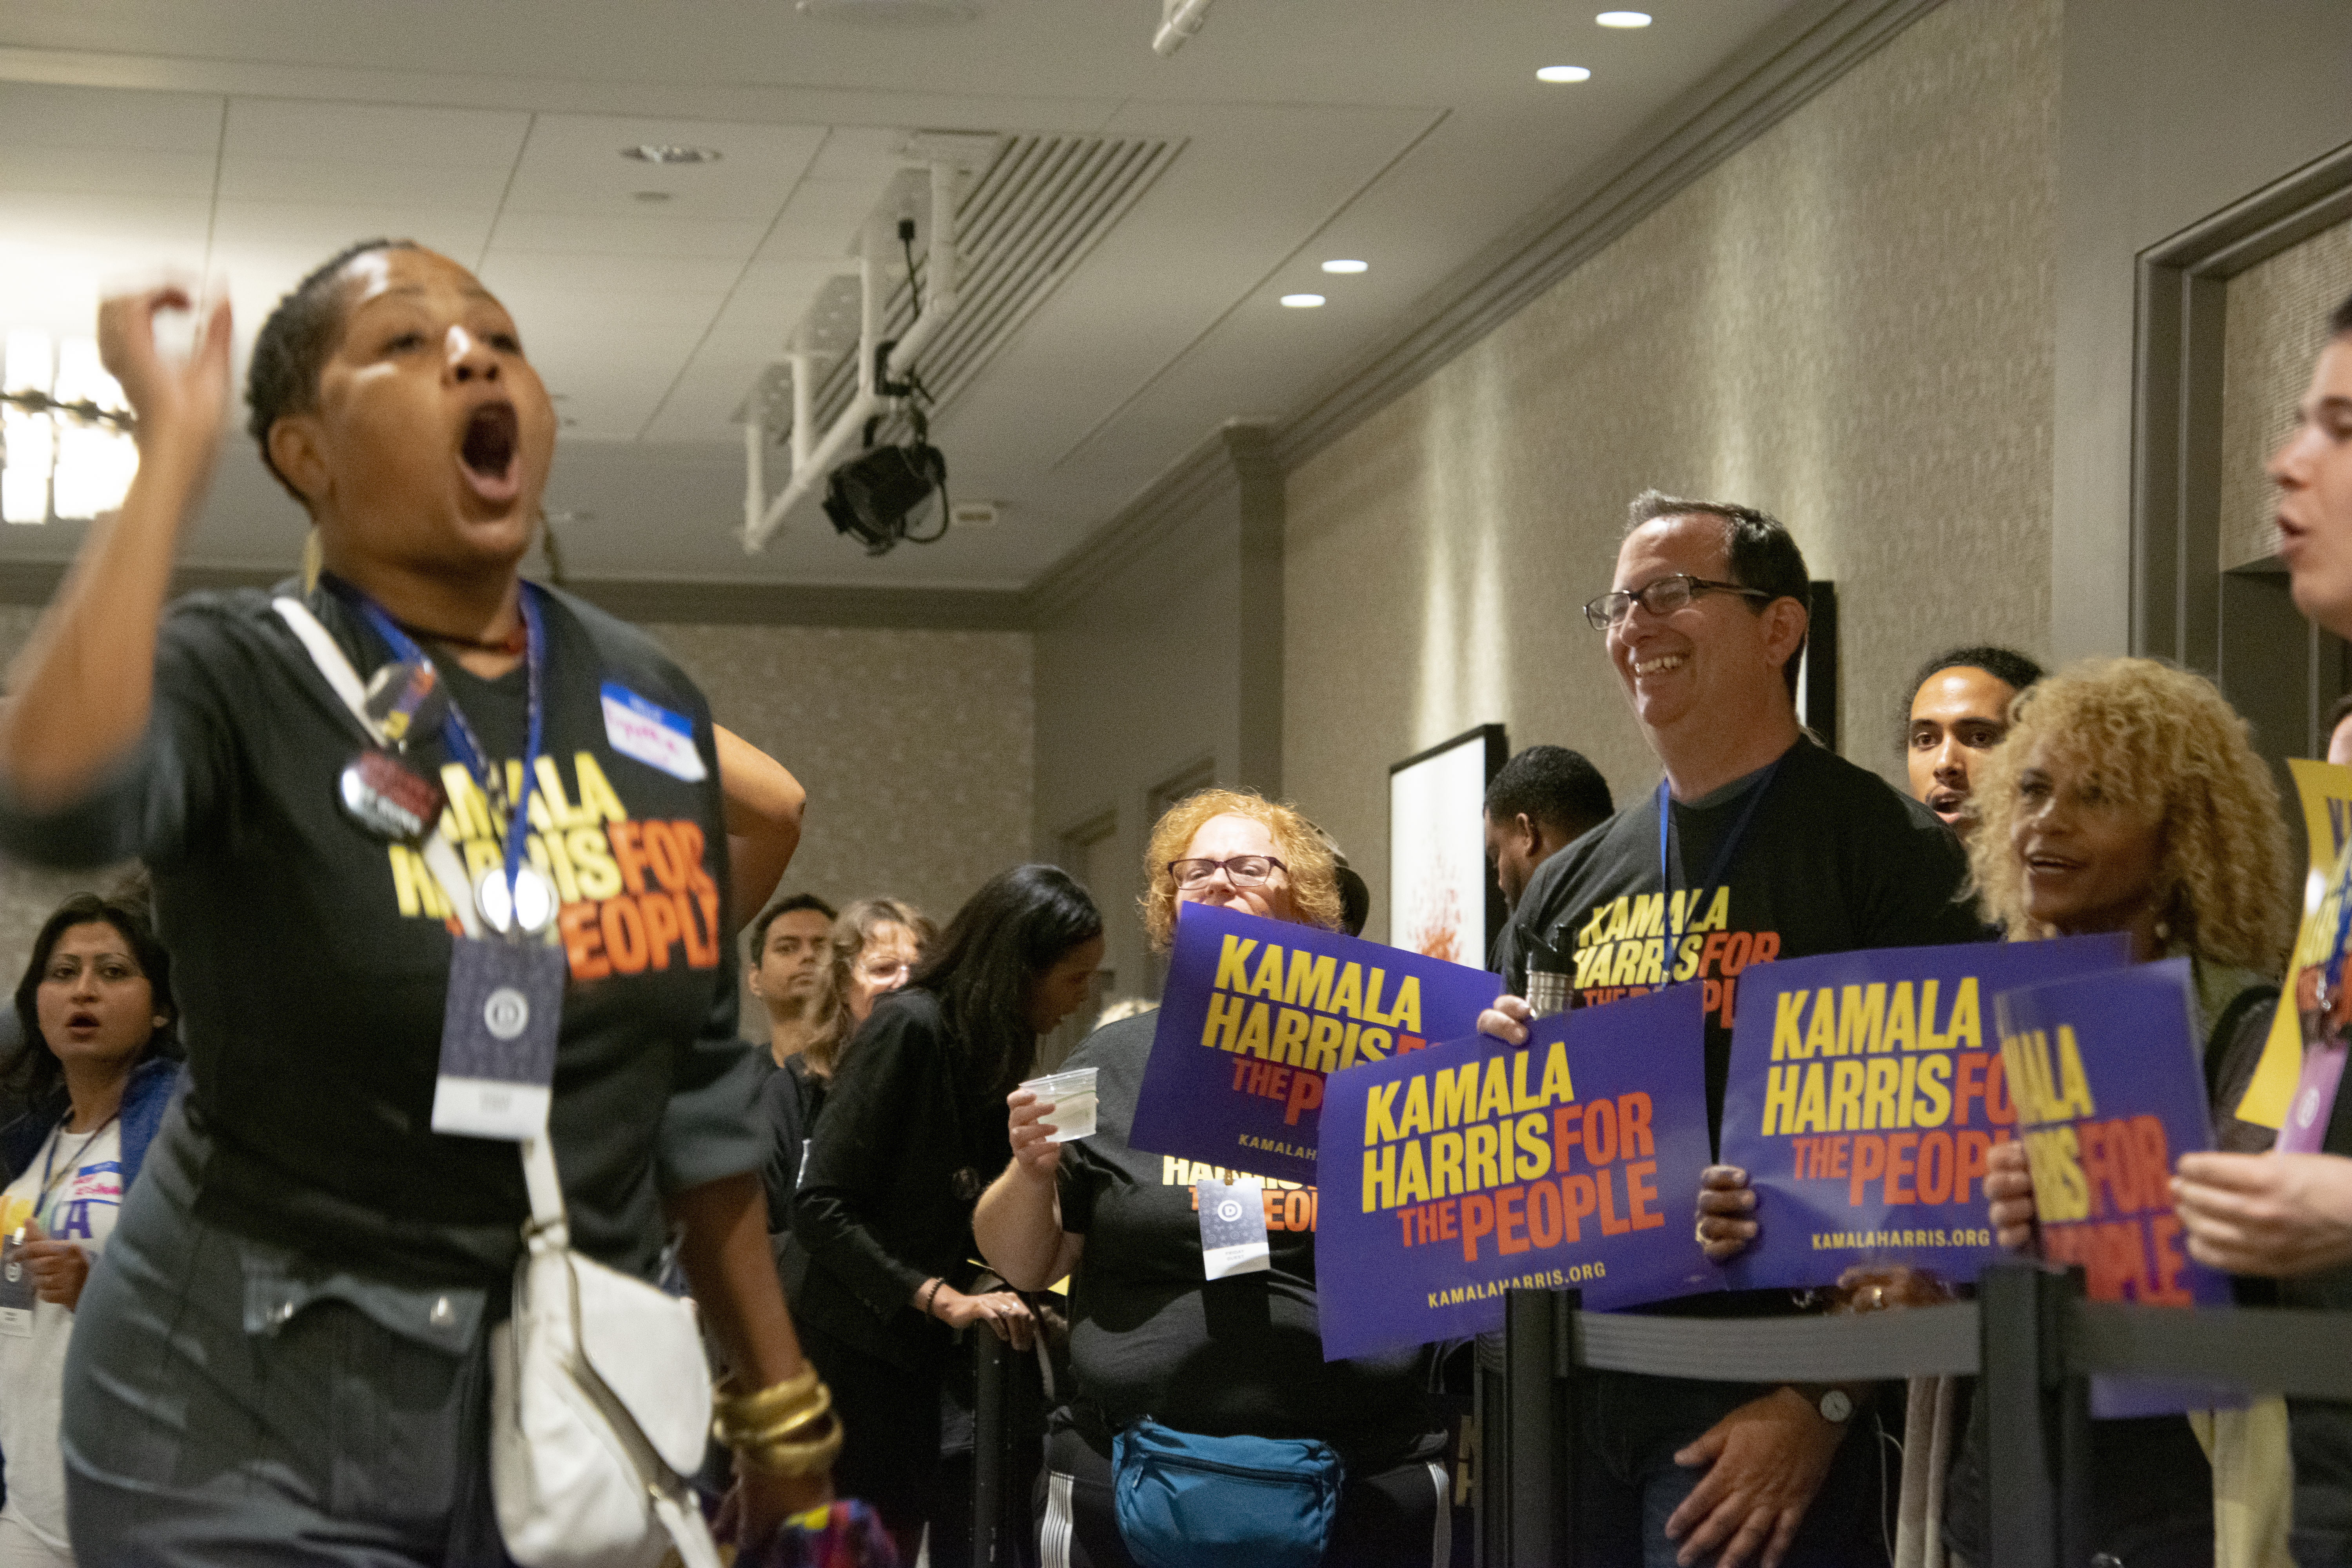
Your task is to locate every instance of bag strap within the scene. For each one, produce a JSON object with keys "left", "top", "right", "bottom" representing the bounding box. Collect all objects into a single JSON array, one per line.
[{"left": 272, "top": 597, "right": 568, "bottom": 1239}]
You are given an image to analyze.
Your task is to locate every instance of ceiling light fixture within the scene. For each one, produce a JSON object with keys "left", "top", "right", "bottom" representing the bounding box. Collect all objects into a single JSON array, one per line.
[
  {"left": 1280, "top": 294, "right": 1326, "bottom": 309},
  {"left": 1321, "top": 259, "right": 1368, "bottom": 274},
  {"left": 621, "top": 144, "right": 722, "bottom": 165},
  {"left": 1537, "top": 65, "right": 1593, "bottom": 82},
  {"left": 1596, "top": 10, "right": 1651, "bottom": 26},
  {"left": 2, "top": 330, "right": 136, "bottom": 526}
]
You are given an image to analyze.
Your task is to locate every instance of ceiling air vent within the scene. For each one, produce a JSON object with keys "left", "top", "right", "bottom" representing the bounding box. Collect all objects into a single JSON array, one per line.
[{"left": 789, "top": 132, "right": 1183, "bottom": 437}]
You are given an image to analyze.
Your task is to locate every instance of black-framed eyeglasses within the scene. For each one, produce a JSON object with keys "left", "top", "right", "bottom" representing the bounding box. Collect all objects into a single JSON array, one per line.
[
  {"left": 1169, "top": 855, "right": 1288, "bottom": 891},
  {"left": 1582, "top": 573, "right": 1772, "bottom": 632}
]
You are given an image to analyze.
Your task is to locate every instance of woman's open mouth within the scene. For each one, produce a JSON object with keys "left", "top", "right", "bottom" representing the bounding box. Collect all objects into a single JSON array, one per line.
[{"left": 459, "top": 401, "right": 522, "bottom": 505}]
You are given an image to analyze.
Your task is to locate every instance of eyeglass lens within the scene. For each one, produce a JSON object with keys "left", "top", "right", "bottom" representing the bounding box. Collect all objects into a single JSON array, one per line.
[{"left": 1173, "top": 856, "right": 1276, "bottom": 889}]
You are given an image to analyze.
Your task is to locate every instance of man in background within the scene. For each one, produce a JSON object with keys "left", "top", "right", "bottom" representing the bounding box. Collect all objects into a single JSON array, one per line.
[
  {"left": 1483, "top": 743, "right": 1615, "bottom": 920},
  {"left": 746, "top": 892, "right": 837, "bottom": 1068},
  {"left": 1902, "top": 645, "right": 2042, "bottom": 836}
]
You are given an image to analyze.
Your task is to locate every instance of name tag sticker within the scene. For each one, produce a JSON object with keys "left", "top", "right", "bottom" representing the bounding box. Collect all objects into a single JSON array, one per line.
[
  {"left": 1196, "top": 1177, "right": 1271, "bottom": 1280},
  {"left": 600, "top": 682, "right": 706, "bottom": 783}
]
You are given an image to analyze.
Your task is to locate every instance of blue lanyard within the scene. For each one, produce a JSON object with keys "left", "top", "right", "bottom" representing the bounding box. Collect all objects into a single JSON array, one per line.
[
  {"left": 324, "top": 576, "right": 546, "bottom": 903},
  {"left": 1657, "top": 755, "right": 1784, "bottom": 943},
  {"left": 36, "top": 1112, "right": 116, "bottom": 1232}
]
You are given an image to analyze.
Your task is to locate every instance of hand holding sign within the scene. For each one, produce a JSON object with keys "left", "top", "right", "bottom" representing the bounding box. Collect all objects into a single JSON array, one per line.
[
  {"left": 1695, "top": 1165, "right": 1757, "bottom": 1262},
  {"left": 2172, "top": 1149, "right": 2352, "bottom": 1276},
  {"left": 14, "top": 1218, "right": 90, "bottom": 1309},
  {"left": 1985, "top": 1138, "right": 2037, "bottom": 1252}
]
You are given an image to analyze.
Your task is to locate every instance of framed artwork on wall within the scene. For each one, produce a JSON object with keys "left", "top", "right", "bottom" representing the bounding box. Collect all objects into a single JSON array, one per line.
[{"left": 1387, "top": 724, "right": 1508, "bottom": 967}]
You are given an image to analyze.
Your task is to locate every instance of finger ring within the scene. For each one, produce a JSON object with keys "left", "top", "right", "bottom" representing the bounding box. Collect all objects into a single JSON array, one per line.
[{"left": 1695, "top": 1221, "right": 1709, "bottom": 1245}]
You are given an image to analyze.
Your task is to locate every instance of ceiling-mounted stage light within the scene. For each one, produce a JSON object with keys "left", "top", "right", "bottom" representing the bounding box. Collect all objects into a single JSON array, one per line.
[{"left": 822, "top": 407, "right": 950, "bottom": 557}]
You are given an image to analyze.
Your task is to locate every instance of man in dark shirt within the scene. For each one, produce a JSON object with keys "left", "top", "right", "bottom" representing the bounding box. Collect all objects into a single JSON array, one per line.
[
  {"left": 1483, "top": 743, "right": 1613, "bottom": 918},
  {"left": 1486, "top": 491, "right": 1982, "bottom": 1568}
]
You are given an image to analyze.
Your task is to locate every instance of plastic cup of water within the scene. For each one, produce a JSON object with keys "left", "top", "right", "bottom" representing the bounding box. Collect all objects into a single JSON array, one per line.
[{"left": 1020, "top": 1068, "right": 1099, "bottom": 1142}]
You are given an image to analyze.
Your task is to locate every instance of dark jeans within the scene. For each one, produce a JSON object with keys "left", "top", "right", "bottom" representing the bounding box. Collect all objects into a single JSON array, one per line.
[
  {"left": 1577, "top": 1370, "right": 1889, "bottom": 1568},
  {"left": 1034, "top": 1410, "right": 1448, "bottom": 1568},
  {"left": 60, "top": 1110, "right": 514, "bottom": 1566}
]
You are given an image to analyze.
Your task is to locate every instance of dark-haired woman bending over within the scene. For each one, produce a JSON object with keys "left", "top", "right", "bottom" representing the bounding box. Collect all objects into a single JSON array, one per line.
[{"left": 792, "top": 866, "right": 1103, "bottom": 1558}]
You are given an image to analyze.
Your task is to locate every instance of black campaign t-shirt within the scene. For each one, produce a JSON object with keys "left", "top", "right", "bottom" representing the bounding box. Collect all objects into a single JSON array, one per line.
[
  {"left": 0, "top": 584, "right": 763, "bottom": 1286},
  {"left": 1497, "top": 737, "right": 1985, "bottom": 1155},
  {"left": 1053, "top": 1012, "right": 1439, "bottom": 1466}
]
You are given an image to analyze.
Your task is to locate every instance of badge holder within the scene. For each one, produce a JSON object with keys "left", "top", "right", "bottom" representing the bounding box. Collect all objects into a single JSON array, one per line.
[
  {"left": 1196, "top": 1176, "right": 1271, "bottom": 1279},
  {"left": 0, "top": 1229, "right": 35, "bottom": 1336}
]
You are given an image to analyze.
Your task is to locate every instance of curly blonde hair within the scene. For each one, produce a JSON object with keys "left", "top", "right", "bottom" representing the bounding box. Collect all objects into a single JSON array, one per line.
[
  {"left": 1141, "top": 788, "right": 1343, "bottom": 951},
  {"left": 1967, "top": 657, "right": 2292, "bottom": 972}
]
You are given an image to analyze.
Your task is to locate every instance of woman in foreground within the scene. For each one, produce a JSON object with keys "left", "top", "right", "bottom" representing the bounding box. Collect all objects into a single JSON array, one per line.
[
  {"left": 1955, "top": 657, "right": 2293, "bottom": 1568},
  {"left": 0, "top": 241, "right": 828, "bottom": 1563}
]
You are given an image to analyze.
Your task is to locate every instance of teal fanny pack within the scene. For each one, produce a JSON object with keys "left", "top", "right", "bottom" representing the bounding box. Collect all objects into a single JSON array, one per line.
[{"left": 1111, "top": 1417, "right": 1343, "bottom": 1568}]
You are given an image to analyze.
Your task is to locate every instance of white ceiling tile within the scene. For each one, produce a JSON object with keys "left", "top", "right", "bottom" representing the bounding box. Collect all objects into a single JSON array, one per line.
[
  {"left": 494, "top": 286, "right": 727, "bottom": 334},
  {"left": 484, "top": 212, "right": 769, "bottom": 259},
  {"left": 753, "top": 178, "right": 878, "bottom": 263},
  {"left": 477, "top": 251, "right": 745, "bottom": 296},
  {"left": 0, "top": 146, "right": 218, "bottom": 200},
  {"left": 220, "top": 100, "right": 530, "bottom": 171},
  {"left": 209, "top": 203, "right": 499, "bottom": 261},
  {"left": 495, "top": 114, "right": 826, "bottom": 220},
  {"left": 801, "top": 127, "right": 905, "bottom": 184},
  {"left": 0, "top": 84, "right": 225, "bottom": 154},
  {"left": 214, "top": 156, "right": 515, "bottom": 209}
]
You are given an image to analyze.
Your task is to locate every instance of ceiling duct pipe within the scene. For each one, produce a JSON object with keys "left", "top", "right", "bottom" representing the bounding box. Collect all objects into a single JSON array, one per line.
[{"left": 742, "top": 156, "right": 965, "bottom": 552}]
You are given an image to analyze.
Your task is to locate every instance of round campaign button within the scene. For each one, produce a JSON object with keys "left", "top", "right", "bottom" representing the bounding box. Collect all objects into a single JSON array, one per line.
[
  {"left": 1216, "top": 1199, "right": 1243, "bottom": 1223},
  {"left": 483, "top": 986, "right": 530, "bottom": 1041}
]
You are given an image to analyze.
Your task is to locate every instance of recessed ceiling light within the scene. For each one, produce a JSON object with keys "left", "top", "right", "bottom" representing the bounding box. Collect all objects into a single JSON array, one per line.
[
  {"left": 1596, "top": 10, "right": 1651, "bottom": 26},
  {"left": 621, "top": 144, "right": 722, "bottom": 164},
  {"left": 1537, "top": 65, "right": 1592, "bottom": 82},
  {"left": 1321, "top": 259, "right": 1368, "bottom": 274},
  {"left": 1280, "top": 294, "right": 1326, "bottom": 309}
]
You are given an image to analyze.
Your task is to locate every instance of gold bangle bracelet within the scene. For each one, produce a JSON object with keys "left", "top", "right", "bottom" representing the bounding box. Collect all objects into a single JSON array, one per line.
[
  {"left": 734, "top": 1416, "right": 844, "bottom": 1480},
  {"left": 715, "top": 1384, "right": 833, "bottom": 1449},
  {"left": 711, "top": 1368, "right": 821, "bottom": 1428}
]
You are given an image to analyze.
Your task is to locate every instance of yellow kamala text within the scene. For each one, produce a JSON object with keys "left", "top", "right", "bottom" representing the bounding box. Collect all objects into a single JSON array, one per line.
[
  {"left": 1998, "top": 1022, "right": 2100, "bottom": 1224},
  {"left": 1198, "top": 935, "right": 1426, "bottom": 1071}
]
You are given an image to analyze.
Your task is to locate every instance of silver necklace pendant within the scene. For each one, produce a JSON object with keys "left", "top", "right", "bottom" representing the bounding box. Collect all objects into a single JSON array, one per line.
[{"left": 476, "top": 864, "right": 557, "bottom": 936}]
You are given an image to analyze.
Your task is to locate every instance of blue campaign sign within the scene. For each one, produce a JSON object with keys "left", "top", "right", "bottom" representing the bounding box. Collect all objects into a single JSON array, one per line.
[
  {"left": 1315, "top": 984, "right": 1718, "bottom": 1360},
  {"left": 1126, "top": 903, "right": 1502, "bottom": 1186},
  {"left": 1719, "top": 933, "right": 2130, "bottom": 1293},
  {"left": 1995, "top": 959, "right": 2236, "bottom": 1417}
]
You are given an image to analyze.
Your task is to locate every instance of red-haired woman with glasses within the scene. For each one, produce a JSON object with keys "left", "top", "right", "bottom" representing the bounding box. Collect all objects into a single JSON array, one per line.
[{"left": 974, "top": 788, "right": 1448, "bottom": 1568}]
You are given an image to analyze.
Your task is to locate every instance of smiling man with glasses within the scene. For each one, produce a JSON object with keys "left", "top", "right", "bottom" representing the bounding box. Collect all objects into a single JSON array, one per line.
[{"left": 1483, "top": 490, "right": 1983, "bottom": 1568}]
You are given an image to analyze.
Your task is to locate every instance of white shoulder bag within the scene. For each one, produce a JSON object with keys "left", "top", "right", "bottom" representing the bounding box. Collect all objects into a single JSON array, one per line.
[{"left": 274, "top": 597, "right": 721, "bottom": 1568}]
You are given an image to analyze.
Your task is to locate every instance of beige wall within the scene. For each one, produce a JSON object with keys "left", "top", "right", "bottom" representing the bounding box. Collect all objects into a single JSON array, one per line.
[{"left": 1283, "top": 0, "right": 2059, "bottom": 944}]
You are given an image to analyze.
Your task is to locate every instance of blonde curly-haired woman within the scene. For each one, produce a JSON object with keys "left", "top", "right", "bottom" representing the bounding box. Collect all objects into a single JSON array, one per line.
[
  {"left": 1945, "top": 657, "right": 2296, "bottom": 1568},
  {"left": 973, "top": 787, "right": 1448, "bottom": 1568}
]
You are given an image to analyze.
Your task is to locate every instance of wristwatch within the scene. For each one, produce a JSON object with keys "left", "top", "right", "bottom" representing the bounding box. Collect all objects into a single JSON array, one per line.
[{"left": 1791, "top": 1383, "right": 1853, "bottom": 1423}]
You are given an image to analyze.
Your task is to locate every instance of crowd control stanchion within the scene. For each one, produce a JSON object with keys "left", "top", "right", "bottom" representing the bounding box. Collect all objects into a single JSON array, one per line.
[
  {"left": 1474, "top": 1331, "right": 1504, "bottom": 1568},
  {"left": 1499, "top": 1287, "right": 1578, "bottom": 1568},
  {"left": 973, "top": 1327, "right": 1012, "bottom": 1568},
  {"left": 1978, "top": 1261, "right": 2089, "bottom": 1568}
]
